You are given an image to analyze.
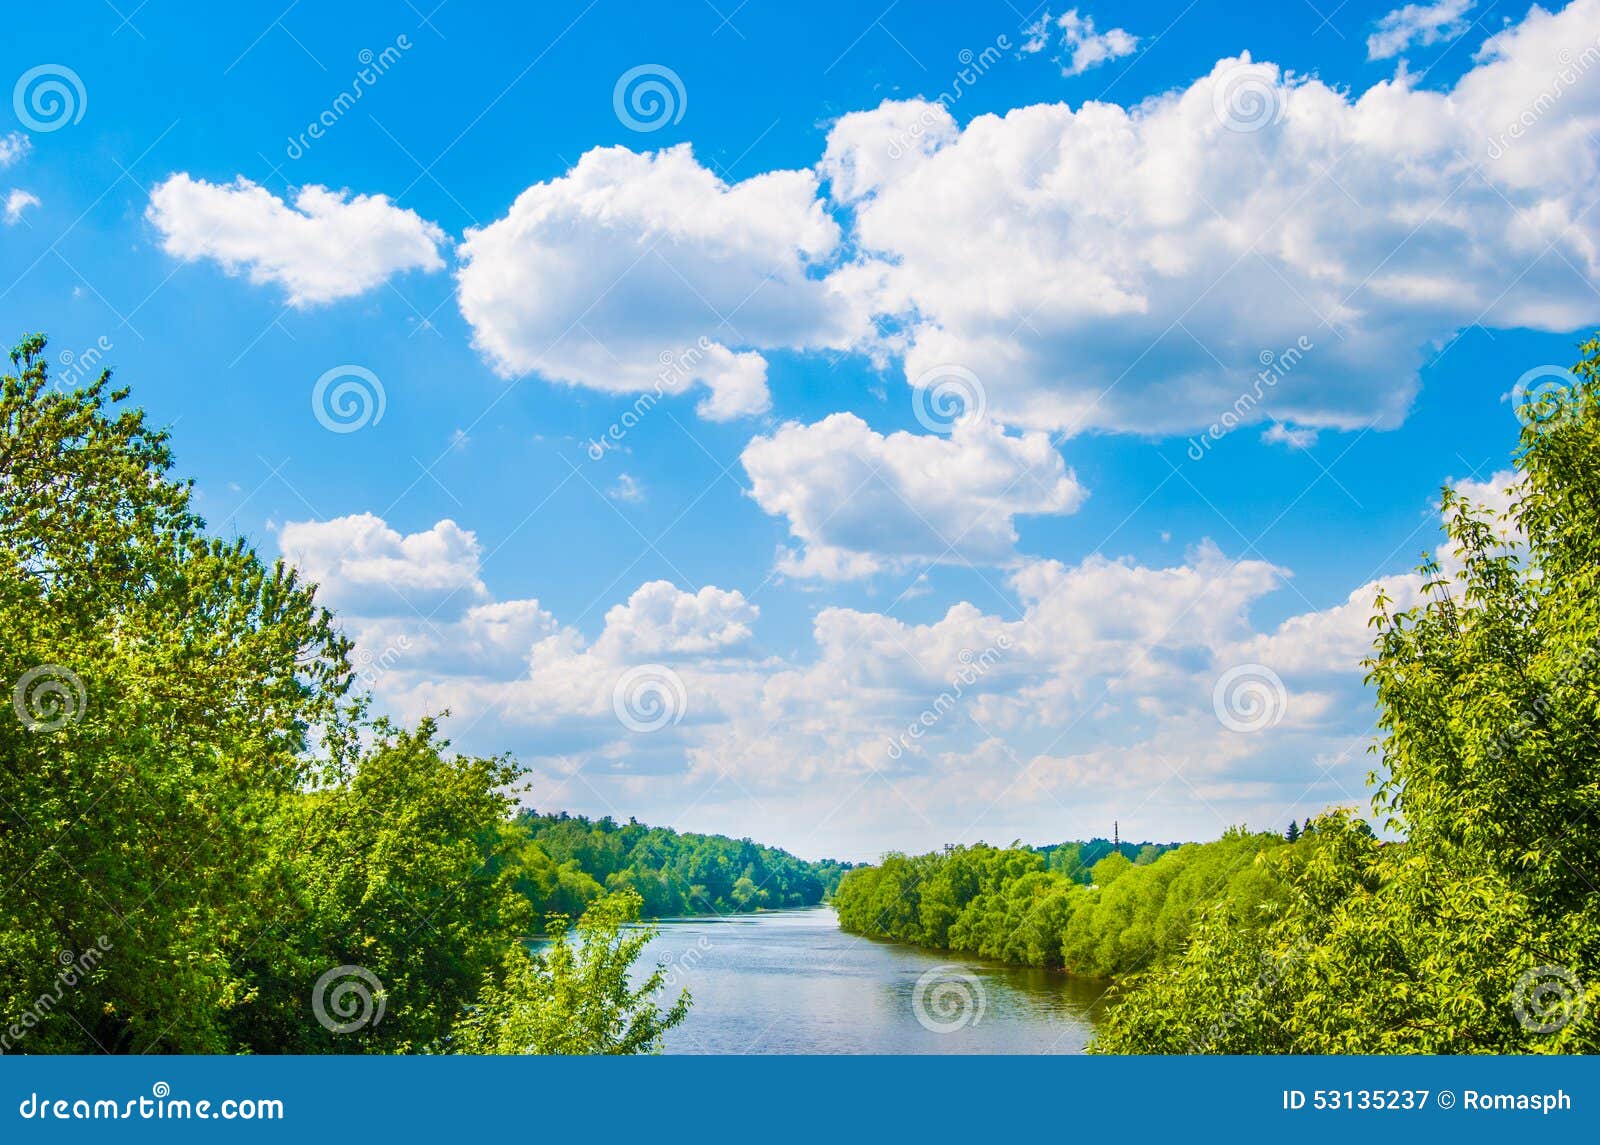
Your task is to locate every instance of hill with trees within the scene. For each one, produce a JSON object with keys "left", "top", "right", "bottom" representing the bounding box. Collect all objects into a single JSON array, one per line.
[{"left": 497, "top": 811, "right": 853, "bottom": 921}]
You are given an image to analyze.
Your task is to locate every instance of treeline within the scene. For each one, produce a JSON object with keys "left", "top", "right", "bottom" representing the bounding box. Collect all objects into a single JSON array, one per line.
[
  {"left": 0, "top": 337, "right": 685, "bottom": 1054},
  {"left": 834, "top": 829, "right": 1297, "bottom": 977},
  {"left": 497, "top": 811, "right": 853, "bottom": 921},
  {"left": 1097, "top": 338, "right": 1600, "bottom": 1053}
]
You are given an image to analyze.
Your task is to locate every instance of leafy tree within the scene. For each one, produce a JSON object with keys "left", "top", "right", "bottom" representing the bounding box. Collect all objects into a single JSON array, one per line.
[
  {"left": 0, "top": 336, "right": 689, "bottom": 1055},
  {"left": 454, "top": 890, "right": 689, "bottom": 1054},
  {"left": 1096, "top": 337, "right": 1600, "bottom": 1054}
]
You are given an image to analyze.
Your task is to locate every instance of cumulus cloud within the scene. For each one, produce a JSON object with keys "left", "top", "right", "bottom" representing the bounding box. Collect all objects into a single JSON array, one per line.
[
  {"left": 1023, "top": 8, "right": 1140, "bottom": 75},
  {"left": 3, "top": 189, "right": 39, "bottom": 225},
  {"left": 279, "top": 513, "right": 487, "bottom": 616},
  {"left": 1367, "top": 0, "right": 1476, "bottom": 60},
  {"left": 455, "top": 145, "right": 858, "bottom": 420},
  {"left": 740, "top": 414, "right": 1087, "bottom": 579},
  {"left": 819, "top": 0, "right": 1600, "bottom": 438},
  {"left": 272, "top": 472, "right": 1515, "bottom": 854},
  {"left": 1261, "top": 422, "right": 1318, "bottom": 449},
  {"left": 146, "top": 175, "right": 446, "bottom": 305},
  {"left": 0, "top": 132, "right": 30, "bottom": 167}
]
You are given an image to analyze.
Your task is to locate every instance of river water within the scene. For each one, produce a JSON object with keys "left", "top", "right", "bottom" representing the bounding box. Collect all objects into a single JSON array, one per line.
[{"left": 636, "top": 906, "right": 1106, "bottom": 1054}]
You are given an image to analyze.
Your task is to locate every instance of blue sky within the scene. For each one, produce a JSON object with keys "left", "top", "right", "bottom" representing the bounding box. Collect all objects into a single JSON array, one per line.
[{"left": 3, "top": 0, "right": 1596, "bottom": 859}]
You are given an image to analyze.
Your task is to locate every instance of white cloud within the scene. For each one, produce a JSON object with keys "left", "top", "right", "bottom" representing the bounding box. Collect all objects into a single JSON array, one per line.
[
  {"left": 0, "top": 132, "right": 30, "bottom": 167},
  {"left": 1368, "top": 0, "right": 1476, "bottom": 60},
  {"left": 819, "top": 0, "right": 1600, "bottom": 438},
  {"left": 4, "top": 189, "right": 39, "bottom": 225},
  {"left": 1024, "top": 9, "right": 1141, "bottom": 76},
  {"left": 146, "top": 175, "right": 445, "bottom": 305},
  {"left": 455, "top": 144, "right": 858, "bottom": 421},
  {"left": 593, "top": 581, "right": 759, "bottom": 658},
  {"left": 608, "top": 473, "right": 645, "bottom": 503},
  {"left": 279, "top": 513, "right": 487, "bottom": 616},
  {"left": 1261, "top": 422, "right": 1318, "bottom": 449},
  {"left": 740, "top": 414, "right": 1087, "bottom": 579},
  {"left": 275, "top": 481, "right": 1484, "bottom": 856}
]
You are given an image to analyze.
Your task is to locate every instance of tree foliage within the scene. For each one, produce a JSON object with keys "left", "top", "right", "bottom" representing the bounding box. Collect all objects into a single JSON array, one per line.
[
  {"left": 833, "top": 830, "right": 1289, "bottom": 977},
  {"left": 0, "top": 336, "right": 686, "bottom": 1054},
  {"left": 1095, "top": 337, "right": 1600, "bottom": 1054},
  {"left": 504, "top": 811, "right": 851, "bottom": 920}
]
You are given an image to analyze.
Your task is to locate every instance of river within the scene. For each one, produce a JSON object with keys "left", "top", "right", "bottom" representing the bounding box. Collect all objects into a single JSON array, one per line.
[{"left": 635, "top": 906, "right": 1106, "bottom": 1054}]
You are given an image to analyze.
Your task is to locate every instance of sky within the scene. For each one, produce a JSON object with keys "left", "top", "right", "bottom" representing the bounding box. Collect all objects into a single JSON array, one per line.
[{"left": 3, "top": 0, "right": 1598, "bottom": 861}]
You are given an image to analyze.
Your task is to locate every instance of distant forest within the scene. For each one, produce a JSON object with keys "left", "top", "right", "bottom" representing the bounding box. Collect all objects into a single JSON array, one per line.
[{"left": 501, "top": 811, "right": 855, "bottom": 921}]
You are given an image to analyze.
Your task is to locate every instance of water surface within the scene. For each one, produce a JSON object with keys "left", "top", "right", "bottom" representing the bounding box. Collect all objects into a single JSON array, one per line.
[{"left": 636, "top": 906, "right": 1106, "bottom": 1054}]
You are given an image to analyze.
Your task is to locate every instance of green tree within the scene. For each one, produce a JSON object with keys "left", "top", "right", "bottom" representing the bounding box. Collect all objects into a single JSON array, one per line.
[
  {"left": 0, "top": 336, "right": 690, "bottom": 1055},
  {"left": 454, "top": 890, "right": 690, "bottom": 1054},
  {"left": 1097, "top": 337, "right": 1600, "bottom": 1054}
]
